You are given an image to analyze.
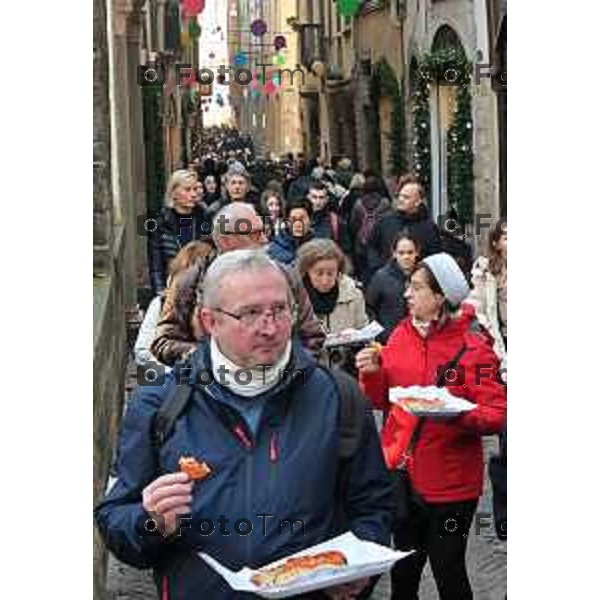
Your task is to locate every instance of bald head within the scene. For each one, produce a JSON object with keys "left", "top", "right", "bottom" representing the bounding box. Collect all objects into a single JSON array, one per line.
[{"left": 213, "top": 203, "right": 267, "bottom": 252}]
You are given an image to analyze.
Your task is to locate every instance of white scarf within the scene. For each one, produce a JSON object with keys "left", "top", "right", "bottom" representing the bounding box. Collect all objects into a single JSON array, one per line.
[{"left": 210, "top": 337, "right": 293, "bottom": 397}]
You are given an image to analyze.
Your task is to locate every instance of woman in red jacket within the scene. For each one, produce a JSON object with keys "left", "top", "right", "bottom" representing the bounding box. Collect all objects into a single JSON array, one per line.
[{"left": 356, "top": 253, "right": 506, "bottom": 600}]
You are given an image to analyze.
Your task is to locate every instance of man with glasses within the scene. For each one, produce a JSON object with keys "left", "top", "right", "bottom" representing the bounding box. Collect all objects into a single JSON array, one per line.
[
  {"left": 96, "top": 250, "right": 394, "bottom": 600},
  {"left": 151, "top": 203, "right": 325, "bottom": 367}
]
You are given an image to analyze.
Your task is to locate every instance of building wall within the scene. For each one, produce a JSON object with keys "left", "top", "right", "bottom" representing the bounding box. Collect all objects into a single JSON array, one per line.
[{"left": 404, "top": 0, "right": 501, "bottom": 252}]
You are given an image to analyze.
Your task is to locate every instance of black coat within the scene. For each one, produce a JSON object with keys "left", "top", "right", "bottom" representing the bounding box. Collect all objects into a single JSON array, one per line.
[
  {"left": 365, "top": 259, "right": 410, "bottom": 343},
  {"left": 367, "top": 204, "right": 441, "bottom": 278},
  {"left": 147, "top": 206, "right": 209, "bottom": 295}
]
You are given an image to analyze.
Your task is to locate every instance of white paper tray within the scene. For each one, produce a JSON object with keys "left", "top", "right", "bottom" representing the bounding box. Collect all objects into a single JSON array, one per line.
[
  {"left": 198, "top": 531, "right": 412, "bottom": 598},
  {"left": 389, "top": 386, "right": 476, "bottom": 417}
]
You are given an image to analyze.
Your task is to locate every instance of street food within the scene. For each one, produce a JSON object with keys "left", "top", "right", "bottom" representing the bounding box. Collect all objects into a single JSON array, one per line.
[
  {"left": 399, "top": 397, "right": 446, "bottom": 413},
  {"left": 178, "top": 456, "right": 212, "bottom": 481},
  {"left": 251, "top": 550, "right": 348, "bottom": 588}
]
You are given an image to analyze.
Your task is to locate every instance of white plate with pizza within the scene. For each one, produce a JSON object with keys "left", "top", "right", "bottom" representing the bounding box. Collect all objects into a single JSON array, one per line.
[
  {"left": 198, "top": 532, "right": 412, "bottom": 598},
  {"left": 389, "top": 386, "right": 477, "bottom": 417}
]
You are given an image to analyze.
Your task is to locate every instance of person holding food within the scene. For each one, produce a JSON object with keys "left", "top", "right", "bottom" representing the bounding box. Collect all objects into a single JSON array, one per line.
[
  {"left": 356, "top": 253, "right": 507, "bottom": 600},
  {"left": 95, "top": 250, "right": 395, "bottom": 600},
  {"left": 297, "top": 239, "right": 369, "bottom": 373}
]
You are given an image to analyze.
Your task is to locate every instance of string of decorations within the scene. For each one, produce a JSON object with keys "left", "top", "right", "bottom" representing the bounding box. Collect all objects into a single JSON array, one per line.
[{"left": 410, "top": 48, "right": 474, "bottom": 219}]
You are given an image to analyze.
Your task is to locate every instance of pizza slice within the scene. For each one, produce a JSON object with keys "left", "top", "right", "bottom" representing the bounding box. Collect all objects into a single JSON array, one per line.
[
  {"left": 251, "top": 550, "right": 348, "bottom": 588},
  {"left": 178, "top": 456, "right": 212, "bottom": 481}
]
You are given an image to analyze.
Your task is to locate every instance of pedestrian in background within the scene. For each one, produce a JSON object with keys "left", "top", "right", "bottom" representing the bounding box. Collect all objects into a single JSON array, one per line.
[
  {"left": 467, "top": 223, "right": 507, "bottom": 361},
  {"left": 267, "top": 197, "right": 315, "bottom": 265},
  {"left": 148, "top": 169, "right": 209, "bottom": 295},
  {"left": 367, "top": 174, "right": 441, "bottom": 281},
  {"left": 297, "top": 239, "right": 368, "bottom": 372},
  {"left": 366, "top": 232, "right": 420, "bottom": 343}
]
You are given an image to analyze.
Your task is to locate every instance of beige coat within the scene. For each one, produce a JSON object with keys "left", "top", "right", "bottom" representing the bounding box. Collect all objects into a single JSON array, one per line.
[
  {"left": 466, "top": 256, "right": 506, "bottom": 363},
  {"left": 319, "top": 274, "right": 369, "bottom": 335},
  {"left": 317, "top": 275, "right": 369, "bottom": 370}
]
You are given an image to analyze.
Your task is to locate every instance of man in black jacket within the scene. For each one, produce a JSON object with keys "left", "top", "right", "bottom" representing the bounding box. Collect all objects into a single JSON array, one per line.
[{"left": 367, "top": 174, "right": 441, "bottom": 280}]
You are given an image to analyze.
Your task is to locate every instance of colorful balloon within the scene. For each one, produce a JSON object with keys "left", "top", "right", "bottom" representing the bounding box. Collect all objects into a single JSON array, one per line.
[{"left": 337, "top": 0, "right": 360, "bottom": 18}]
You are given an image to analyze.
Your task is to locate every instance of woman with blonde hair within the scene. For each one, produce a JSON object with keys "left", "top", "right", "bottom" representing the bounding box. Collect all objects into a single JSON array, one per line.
[
  {"left": 134, "top": 240, "right": 216, "bottom": 368},
  {"left": 148, "top": 169, "right": 209, "bottom": 294},
  {"left": 297, "top": 238, "right": 368, "bottom": 371}
]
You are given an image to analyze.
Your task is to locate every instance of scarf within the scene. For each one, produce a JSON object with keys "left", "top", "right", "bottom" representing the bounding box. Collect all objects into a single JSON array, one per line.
[
  {"left": 210, "top": 337, "right": 292, "bottom": 398},
  {"left": 303, "top": 275, "right": 340, "bottom": 317}
]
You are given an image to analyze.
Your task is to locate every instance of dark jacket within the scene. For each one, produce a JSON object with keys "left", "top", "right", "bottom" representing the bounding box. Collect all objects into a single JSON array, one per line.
[
  {"left": 148, "top": 206, "right": 209, "bottom": 295},
  {"left": 267, "top": 231, "right": 314, "bottom": 266},
  {"left": 367, "top": 204, "right": 441, "bottom": 279},
  {"left": 365, "top": 259, "right": 410, "bottom": 343},
  {"left": 95, "top": 342, "right": 394, "bottom": 600},
  {"left": 312, "top": 208, "right": 352, "bottom": 257},
  {"left": 151, "top": 253, "right": 325, "bottom": 366}
]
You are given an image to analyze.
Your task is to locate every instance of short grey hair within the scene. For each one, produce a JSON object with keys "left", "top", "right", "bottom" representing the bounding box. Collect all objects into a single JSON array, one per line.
[
  {"left": 203, "top": 249, "right": 289, "bottom": 309},
  {"left": 212, "top": 202, "right": 258, "bottom": 245},
  {"left": 224, "top": 161, "right": 250, "bottom": 183}
]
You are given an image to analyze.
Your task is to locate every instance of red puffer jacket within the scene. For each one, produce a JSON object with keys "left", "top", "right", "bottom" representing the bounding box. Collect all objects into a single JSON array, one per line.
[{"left": 360, "top": 305, "right": 507, "bottom": 503}]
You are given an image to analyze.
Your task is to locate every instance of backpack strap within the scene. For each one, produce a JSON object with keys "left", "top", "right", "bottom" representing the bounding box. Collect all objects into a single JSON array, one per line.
[
  {"left": 152, "top": 364, "right": 196, "bottom": 449},
  {"left": 329, "top": 367, "right": 366, "bottom": 460}
]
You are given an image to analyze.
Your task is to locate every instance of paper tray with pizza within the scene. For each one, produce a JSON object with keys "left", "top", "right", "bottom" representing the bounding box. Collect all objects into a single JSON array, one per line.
[
  {"left": 198, "top": 532, "right": 412, "bottom": 599},
  {"left": 389, "top": 386, "right": 476, "bottom": 417}
]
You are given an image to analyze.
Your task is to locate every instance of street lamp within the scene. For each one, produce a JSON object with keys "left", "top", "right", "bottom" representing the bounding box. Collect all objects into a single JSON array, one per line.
[{"left": 299, "top": 23, "right": 326, "bottom": 72}]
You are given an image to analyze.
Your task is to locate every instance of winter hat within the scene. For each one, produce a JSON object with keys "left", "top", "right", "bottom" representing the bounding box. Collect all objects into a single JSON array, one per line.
[{"left": 422, "top": 253, "right": 470, "bottom": 307}]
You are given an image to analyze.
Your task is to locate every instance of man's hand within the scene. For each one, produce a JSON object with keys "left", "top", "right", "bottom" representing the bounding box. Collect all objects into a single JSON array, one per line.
[
  {"left": 142, "top": 472, "right": 193, "bottom": 537},
  {"left": 324, "top": 576, "right": 371, "bottom": 600}
]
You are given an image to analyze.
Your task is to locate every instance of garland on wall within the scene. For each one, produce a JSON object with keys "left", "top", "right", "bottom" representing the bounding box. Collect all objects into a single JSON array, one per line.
[
  {"left": 371, "top": 59, "right": 408, "bottom": 177},
  {"left": 410, "top": 62, "right": 432, "bottom": 202},
  {"left": 410, "top": 48, "right": 474, "bottom": 221},
  {"left": 446, "top": 84, "right": 474, "bottom": 223}
]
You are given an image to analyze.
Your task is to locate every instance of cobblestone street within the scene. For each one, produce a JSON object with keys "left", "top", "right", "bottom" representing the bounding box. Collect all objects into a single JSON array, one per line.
[{"left": 106, "top": 439, "right": 506, "bottom": 600}]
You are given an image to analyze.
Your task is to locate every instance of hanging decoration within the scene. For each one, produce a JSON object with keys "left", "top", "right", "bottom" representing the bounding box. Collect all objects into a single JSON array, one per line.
[
  {"left": 274, "top": 35, "right": 287, "bottom": 50},
  {"left": 182, "top": 0, "right": 206, "bottom": 19},
  {"left": 275, "top": 52, "right": 287, "bottom": 66},
  {"left": 188, "top": 19, "right": 201, "bottom": 39},
  {"left": 180, "top": 29, "right": 190, "bottom": 49},
  {"left": 250, "top": 19, "right": 267, "bottom": 37},
  {"left": 337, "top": 0, "right": 360, "bottom": 18},
  {"left": 234, "top": 52, "right": 248, "bottom": 66}
]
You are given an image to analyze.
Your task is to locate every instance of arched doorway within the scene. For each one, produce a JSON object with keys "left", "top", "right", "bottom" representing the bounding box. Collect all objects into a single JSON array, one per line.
[{"left": 429, "top": 26, "right": 467, "bottom": 219}]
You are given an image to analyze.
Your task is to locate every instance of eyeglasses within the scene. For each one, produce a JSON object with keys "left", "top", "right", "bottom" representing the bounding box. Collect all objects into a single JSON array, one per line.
[{"left": 215, "top": 304, "right": 296, "bottom": 327}]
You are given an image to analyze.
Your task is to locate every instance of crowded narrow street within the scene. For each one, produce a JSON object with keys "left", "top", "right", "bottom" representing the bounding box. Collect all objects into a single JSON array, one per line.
[{"left": 94, "top": 1, "right": 508, "bottom": 599}]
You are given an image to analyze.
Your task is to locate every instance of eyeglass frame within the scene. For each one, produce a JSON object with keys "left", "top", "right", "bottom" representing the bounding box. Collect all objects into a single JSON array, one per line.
[{"left": 213, "top": 302, "right": 298, "bottom": 327}]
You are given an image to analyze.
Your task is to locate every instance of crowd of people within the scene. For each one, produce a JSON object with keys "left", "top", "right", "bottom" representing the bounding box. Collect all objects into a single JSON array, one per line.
[{"left": 95, "top": 128, "right": 507, "bottom": 600}]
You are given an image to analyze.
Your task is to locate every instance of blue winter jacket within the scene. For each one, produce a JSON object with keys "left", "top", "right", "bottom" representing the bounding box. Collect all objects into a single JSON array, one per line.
[{"left": 94, "top": 341, "right": 394, "bottom": 600}]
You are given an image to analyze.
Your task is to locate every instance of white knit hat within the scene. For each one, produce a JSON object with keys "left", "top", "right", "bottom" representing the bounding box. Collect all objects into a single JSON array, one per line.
[{"left": 422, "top": 253, "right": 470, "bottom": 307}]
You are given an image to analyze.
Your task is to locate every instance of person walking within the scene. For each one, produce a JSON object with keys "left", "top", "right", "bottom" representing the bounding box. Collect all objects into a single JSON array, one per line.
[
  {"left": 367, "top": 174, "right": 441, "bottom": 281},
  {"left": 297, "top": 239, "right": 368, "bottom": 372},
  {"left": 356, "top": 253, "right": 507, "bottom": 600},
  {"left": 95, "top": 250, "right": 394, "bottom": 600},
  {"left": 365, "top": 232, "right": 420, "bottom": 343},
  {"left": 148, "top": 169, "right": 210, "bottom": 295}
]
